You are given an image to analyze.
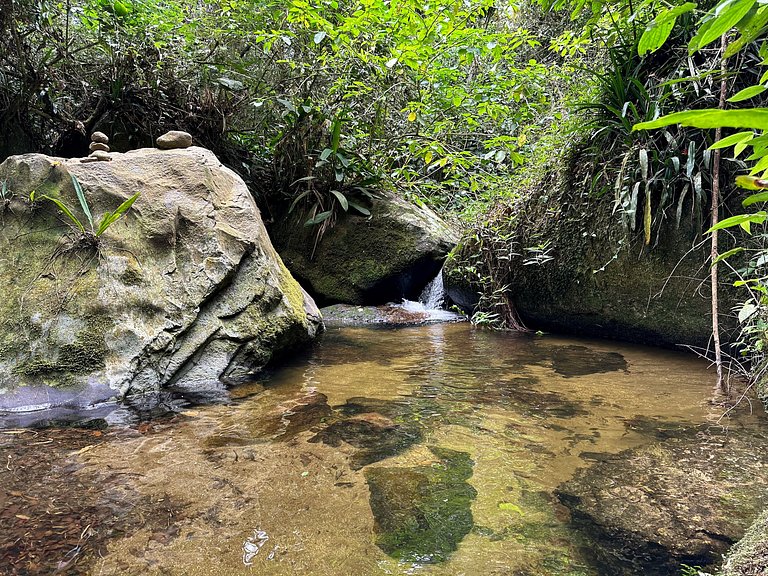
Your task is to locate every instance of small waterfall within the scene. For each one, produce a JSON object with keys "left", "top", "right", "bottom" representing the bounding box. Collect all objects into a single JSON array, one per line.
[
  {"left": 397, "top": 269, "right": 461, "bottom": 322},
  {"left": 418, "top": 269, "right": 445, "bottom": 310}
]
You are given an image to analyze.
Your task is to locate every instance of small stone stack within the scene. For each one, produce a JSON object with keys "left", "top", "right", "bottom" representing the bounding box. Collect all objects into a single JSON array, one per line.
[{"left": 81, "top": 132, "right": 113, "bottom": 163}]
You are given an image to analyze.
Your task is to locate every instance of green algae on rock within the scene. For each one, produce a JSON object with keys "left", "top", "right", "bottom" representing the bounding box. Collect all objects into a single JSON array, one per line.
[
  {"left": 365, "top": 446, "right": 477, "bottom": 563},
  {"left": 0, "top": 147, "right": 322, "bottom": 412},
  {"left": 719, "top": 509, "right": 768, "bottom": 576}
]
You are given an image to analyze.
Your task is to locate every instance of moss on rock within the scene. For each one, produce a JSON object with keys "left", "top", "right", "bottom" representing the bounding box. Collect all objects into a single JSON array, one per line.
[{"left": 269, "top": 190, "right": 458, "bottom": 305}]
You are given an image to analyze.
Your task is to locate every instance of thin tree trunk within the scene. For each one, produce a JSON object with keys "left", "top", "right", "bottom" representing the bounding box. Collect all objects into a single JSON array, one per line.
[{"left": 711, "top": 34, "right": 729, "bottom": 398}]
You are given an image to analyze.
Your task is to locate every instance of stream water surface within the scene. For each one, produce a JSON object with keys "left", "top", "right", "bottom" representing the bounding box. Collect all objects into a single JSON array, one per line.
[{"left": 1, "top": 322, "right": 765, "bottom": 576}]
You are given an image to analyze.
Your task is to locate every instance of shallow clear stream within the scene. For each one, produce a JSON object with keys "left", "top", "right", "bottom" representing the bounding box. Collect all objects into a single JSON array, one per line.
[{"left": 1, "top": 323, "right": 765, "bottom": 575}]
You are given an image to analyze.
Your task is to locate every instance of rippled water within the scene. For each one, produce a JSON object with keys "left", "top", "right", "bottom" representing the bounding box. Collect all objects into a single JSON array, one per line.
[{"left": 1, "top": 323, "right": 764, "bottom": 575}]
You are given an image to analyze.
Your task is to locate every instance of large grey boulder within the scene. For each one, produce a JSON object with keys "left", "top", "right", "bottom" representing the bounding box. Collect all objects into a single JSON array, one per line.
[
  {"left": 0, "top": 147, "right": 322, "bottom": 414},
  {"left": 269, "top": 190, "right": 458, "bottom": 305}
]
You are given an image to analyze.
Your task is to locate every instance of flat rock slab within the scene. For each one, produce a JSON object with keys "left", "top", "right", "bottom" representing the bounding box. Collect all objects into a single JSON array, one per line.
[
  {"left": 321, "top": 304, "right": 464, "bottom": 327},
  {"left": 556, "top": 430, "right": 768, "bottom": 575}
]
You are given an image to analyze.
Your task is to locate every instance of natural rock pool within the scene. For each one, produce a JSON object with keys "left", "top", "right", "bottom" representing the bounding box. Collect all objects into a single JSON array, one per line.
[{"left": 2, "top": 323, "right": 766, "bottom": 575}]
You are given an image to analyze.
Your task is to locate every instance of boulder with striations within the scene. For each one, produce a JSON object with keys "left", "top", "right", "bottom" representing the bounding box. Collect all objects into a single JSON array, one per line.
[{"left": 0, "top": 146, "right": 322, "bottom": 415}]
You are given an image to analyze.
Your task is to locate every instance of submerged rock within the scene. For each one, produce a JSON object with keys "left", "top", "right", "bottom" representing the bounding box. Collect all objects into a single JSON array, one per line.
[
  {"left": 0, "top": 148, "right": 322, "bottom": 413},
  {"left": 365, "top": 446, "right": 477, "bottom": 563},
  {"left": 720, "top": 509, "right": 768, "bottom": 576},
  {"left": 556, "top": 432, "right": 768, "bottom": 575},
  {"left": 269, "top": 190, "right": 458, "bottom": 305},
  {"left": 550, "top": 345, "right": 628, "bottom": 378}
]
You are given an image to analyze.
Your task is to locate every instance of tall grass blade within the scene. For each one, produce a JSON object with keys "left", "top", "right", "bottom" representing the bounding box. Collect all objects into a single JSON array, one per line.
[{"left": 71, "top": 175, "right": 93, "bottom": 231}]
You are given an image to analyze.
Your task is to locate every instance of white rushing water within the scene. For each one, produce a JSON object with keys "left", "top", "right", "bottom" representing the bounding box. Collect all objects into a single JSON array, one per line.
[{"left": 397, "top": 270, "right": 463, "bottom": 322}]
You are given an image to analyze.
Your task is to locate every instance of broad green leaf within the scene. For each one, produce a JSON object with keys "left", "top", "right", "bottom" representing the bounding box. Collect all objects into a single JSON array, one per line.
[
  {"left": 96, "top": 192, "right": 139, "bottom": 236},
  {"left": 706, "top": 211, "right": 768, "bottom": 232},
  {"left": 289, "top": 189, "right": 312, "bottom": 213},
  {"left": 739, "top": 301, "right": 759, "bottom": 323},
  {"left": 694, "top": 0, "right": 757, "bottom": 51},
  {"left": 634, "top": 109, "right": 768, "bottom": 131},
  {"left": 348, "top": 200, "right": 371, "bottom": 216},
  {"left": 743, "top": 188, "right": 768, "bottom": 204},
  {"left": 41, "top": 195, "right": 85, "bottom": 232},
  {"left": 708, "top": 131, "right": 754, "bottom": 149},
  {"left": 728, "top": 85, "right": 767, "bottom": 102},
  {"left": 305, "top": 210, "right": 333, "bottom": 226},
  {"left": 638, "top": 3, "right": 697, "bottom": 55},
  {"left": 320, "top": 148, "right": 333, "bottom": 161},
  {"left": 725, "top": 6, "right": 768, "bottom": 56},
  {"left": 331, "top": 119, "right": 341, "bottom": 152},
  {"left": 638, "top": 19, "right": 676, "bottom": 55},
  {"left": 330, "top": 190, "right": 348, "bottom": 211},
  {"left": 712, "top": 246, "right": 744, "bottom": 264}
]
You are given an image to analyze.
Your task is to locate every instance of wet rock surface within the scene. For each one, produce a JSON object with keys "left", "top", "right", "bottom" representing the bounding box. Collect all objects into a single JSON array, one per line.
[
  {"left": 321, "top": 303, "right": 463, "bottom": 326},
  {"left": 365, "top": 446, "right": 477, "bottom": 563},
  {"left": 551, "top": 345, "right": 628, "bottom": 377},
  {"left": 309, "top": 396, "right": 426, "bottom": 468},
  {"left": 720, "top": 509, "right": 768, "bottom": 576},
  {"left": 556, "top": 430, "right": 768, "bottom": 576},
  {"left": 0, "top": 148, "right": 321, "bottom": 414}
]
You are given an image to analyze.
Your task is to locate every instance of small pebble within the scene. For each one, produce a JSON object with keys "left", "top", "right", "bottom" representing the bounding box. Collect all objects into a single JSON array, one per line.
[
  {"left": 89, "top": 142, "right": 110, "bottom": 152},
  {"left": 91, "top": 131, "right": 109, "bottom": 144},
  {"left": 156, "top": 130, "right": 193, "bottom": 150}
]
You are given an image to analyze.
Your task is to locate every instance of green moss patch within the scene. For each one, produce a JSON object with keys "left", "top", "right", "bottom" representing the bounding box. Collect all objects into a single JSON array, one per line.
[{"left": 364, "top": 446, "right": 477, "bottom": 563}]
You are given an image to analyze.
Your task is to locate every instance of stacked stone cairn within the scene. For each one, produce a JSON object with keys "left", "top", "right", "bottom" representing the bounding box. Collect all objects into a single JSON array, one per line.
[{"left": 81, "top": 132, "right": 112, "bottom": 163}]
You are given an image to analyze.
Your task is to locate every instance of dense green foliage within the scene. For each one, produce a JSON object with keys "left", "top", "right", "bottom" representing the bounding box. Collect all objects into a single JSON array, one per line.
[
  {"left": 0, "top": 0, "right": 581, "bottom": 221},
  {"left": 5, "top": 0, "right": 768, "bottom": 363}
]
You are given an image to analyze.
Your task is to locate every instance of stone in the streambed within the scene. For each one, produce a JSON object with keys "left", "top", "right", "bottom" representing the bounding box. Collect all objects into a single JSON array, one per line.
[
  {"left": 89, "top": 142, "right": 110, "bottom": 152},
  {"left": 91, "top": 131, "right": 109, "bottom": 144},
  {"left": 550, "top": 344, "right": 627, "bottom": 378},
  {"left": 0, "top": 147, "right": 322, "bottom": 414},
  {"left": 88, "top": 150, "right": 112, "bottom": 161},
  {"left": 320, "top": 303, "right": 457, "bottom": 326},
  {"left": 556, "top": 432, "right": 768, "bottom": 576},
  {"left": 365, "top": 446, "right": 477, "bottom": 563},
  {"left": 309, "top": 396, "right": 427, "bottom": 468},
  {"left": 204, "top": 391, "right": 332, "bottom": 447},
  {"left": 156, "top": 130, "right": 193, "bottom": 150}
]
